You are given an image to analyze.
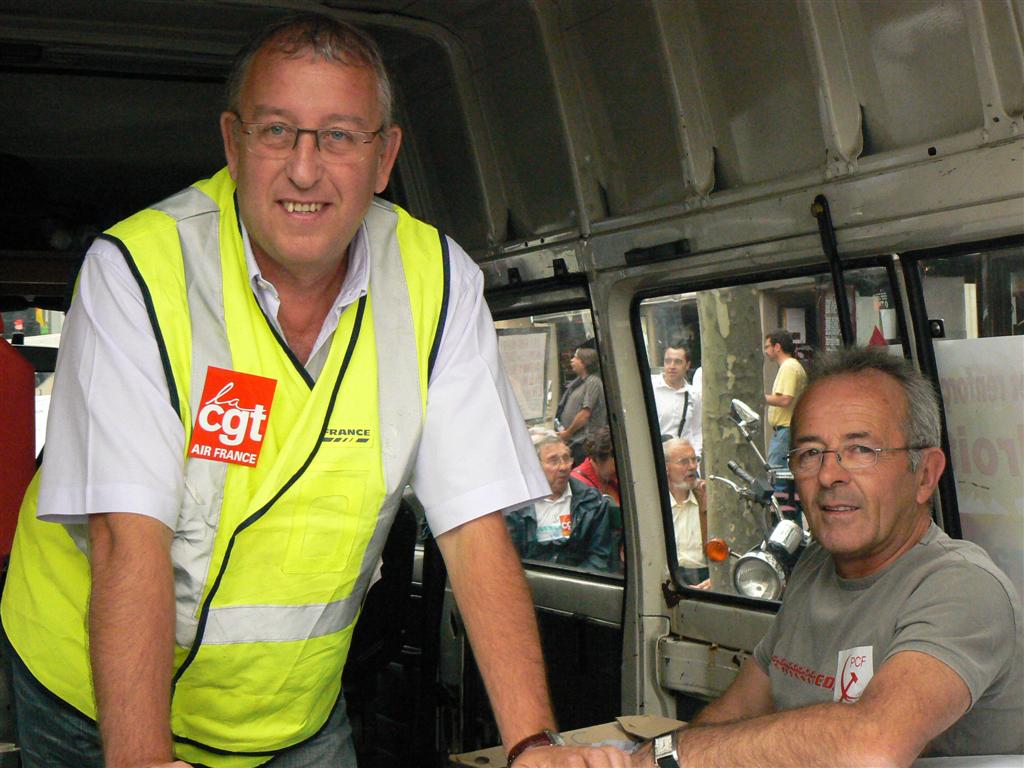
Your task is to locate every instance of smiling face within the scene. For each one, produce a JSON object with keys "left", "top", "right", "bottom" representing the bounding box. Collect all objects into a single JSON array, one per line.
[
  {"left": 793, "top": 371, "right": 945, "bottom": 578},
  {"left": 538, "top": 441, "right": 573, "bottom": 498},
  {"left": 221, "top": 48, "right": 401, "bottom": 283},
  {"left": 662, "top": 347, "right": 690, "bottom": 389}
]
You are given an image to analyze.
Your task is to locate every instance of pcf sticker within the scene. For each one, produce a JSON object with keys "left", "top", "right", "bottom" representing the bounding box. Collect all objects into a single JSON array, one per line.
[{"left": 834, "top": 645, "right": 874, "bottom": 703}]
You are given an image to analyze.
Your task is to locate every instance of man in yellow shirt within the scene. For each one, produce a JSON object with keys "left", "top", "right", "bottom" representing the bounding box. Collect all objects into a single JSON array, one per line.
[{"left": 763, "top": 330, "right": 807, "bottom": 499}]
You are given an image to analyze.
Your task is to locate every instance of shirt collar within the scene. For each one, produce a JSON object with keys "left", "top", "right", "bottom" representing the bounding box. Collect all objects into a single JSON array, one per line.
[
  {"left": 241, "top": 218, "right": 371, "bottom": 322},
  {"left": 656, "top": 374, "right": 690, "bottom": 393},
  {"left": 541, "top": 483, "right": 572, "bottom": 504},
  {"left": 670, "top": 488, "right": 696, "bottom": 507}
]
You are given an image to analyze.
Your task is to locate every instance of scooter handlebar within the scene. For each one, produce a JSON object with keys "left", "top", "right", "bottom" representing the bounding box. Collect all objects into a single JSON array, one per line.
[{"left": 727, "top": 460, "right": 757, "bottom": 486}]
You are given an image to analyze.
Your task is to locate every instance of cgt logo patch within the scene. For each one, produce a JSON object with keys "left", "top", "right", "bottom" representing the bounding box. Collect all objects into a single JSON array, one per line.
[
  {"left": 187, "top": 366, "right": 277, "bottom": 467},
  {"left": 834, "top": 645, "right": 874, "bottom": 704}
]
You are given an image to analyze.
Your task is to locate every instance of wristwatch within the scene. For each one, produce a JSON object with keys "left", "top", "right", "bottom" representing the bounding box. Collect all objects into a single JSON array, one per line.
[
  {"left": 506, "top": 729, "right": 565, "bottom": 764},
  {"left": 653, "top": 733, "right": 681, "bottom": 768}
]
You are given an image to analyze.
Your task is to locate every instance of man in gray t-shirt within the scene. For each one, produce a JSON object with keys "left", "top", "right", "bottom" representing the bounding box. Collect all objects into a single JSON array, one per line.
[
  {"left": 630, "top": 347, "right": 1022, "bottom": 768},
  {"left": 754, "top": 524, "right": 1021, "bottom": 756},
  {"left": 556, "top": 346, "right": 607, "bottom": 465}
]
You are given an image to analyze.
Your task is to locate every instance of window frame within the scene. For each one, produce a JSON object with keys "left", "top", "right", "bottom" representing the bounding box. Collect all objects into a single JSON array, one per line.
[{"left": 631, "top": 254, "right": 915, "bottom": 606}]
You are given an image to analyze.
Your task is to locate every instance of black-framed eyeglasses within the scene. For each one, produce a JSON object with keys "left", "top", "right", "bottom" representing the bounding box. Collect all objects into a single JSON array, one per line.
[
  {"left": 787, "top": 444, "right": 929, "bottom": 476},
  {"left": 234, "top": 114, "right": 384, "bottom": 162}
]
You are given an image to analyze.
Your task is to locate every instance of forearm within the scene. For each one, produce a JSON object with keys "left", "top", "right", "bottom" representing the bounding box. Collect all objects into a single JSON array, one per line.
[
  {"left": 438, "top": 512, "right": 555, "bottom": 750},
  {"left": 89, "top": 513, "right": 177, "bottom": 768},
  {"left": 764, "top": 393, "right": 793, "bottom": 408},
  {"left": 562, "top": 408, "right": 590, "bottom": 438},
  {"left": 633, "top": 703, "right": 903, "bottom": 768}
]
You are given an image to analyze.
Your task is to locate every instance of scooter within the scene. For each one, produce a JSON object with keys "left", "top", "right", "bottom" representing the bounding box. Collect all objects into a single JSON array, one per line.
[{"left": 704, "top": 399, "right": 809, "bottom": 600}]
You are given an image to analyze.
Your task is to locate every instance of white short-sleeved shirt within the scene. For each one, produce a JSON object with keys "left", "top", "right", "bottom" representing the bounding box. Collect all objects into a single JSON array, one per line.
[
  {"left": 533, "top": 485, "right": 572, "bottom": 543},
  {"left": 37, "top": 215, "right": 548, "bottom": 536},
  {"left": 652, "top": 374, "right": 702, "bottom": 456}
]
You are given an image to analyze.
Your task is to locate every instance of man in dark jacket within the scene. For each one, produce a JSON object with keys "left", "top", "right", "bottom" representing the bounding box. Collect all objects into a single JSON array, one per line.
[{"left": 504, "top": 432, "right": 614, "bottom": 573}]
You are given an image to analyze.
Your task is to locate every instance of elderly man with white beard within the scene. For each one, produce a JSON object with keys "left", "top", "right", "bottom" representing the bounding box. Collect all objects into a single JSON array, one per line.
[{"left": 664, "top": 438, "right": 709, "bottom": 587}]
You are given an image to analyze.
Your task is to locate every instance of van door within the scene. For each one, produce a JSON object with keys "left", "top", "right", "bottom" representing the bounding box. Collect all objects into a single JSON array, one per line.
[{"left": 438, "top": 275, "right": 627, "bottom": 754}]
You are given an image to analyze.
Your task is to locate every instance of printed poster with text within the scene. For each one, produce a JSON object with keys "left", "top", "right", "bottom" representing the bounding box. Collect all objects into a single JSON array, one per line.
[{"left": 933, "top": 336, "right": 1024, "bottom": 599}]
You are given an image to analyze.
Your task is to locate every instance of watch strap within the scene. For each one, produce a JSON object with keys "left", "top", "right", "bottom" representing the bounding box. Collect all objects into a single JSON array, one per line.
[
  {"left": 507, "top": 729, "right": 564, "bottom": 764},
  {"left": 653, "top": 733, "right": 681, "bottom": 768}
]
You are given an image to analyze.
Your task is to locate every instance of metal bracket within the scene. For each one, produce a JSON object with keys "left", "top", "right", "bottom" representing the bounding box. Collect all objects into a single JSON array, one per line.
[{"left": 662, "top": 579, "right": 683, "bottom": 608}]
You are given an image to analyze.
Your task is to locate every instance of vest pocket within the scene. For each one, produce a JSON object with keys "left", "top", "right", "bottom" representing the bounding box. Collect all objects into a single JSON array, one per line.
[{"left": 282, "top": 469, "right": 371, "bottom": 577}]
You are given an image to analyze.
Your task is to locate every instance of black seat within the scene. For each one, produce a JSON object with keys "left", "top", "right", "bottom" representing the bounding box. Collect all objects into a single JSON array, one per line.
[{"left": 342, "top": 498, "right": 418, "bottom": 756}]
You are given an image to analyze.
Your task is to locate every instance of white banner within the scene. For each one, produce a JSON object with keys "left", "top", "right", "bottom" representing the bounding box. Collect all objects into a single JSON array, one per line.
[{"left": 934, "top": 336, "right": 1024, "bottom": 599}]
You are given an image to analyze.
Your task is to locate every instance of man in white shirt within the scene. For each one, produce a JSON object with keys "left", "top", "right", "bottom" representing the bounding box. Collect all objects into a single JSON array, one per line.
[
  {"left": 0, "top": 14, "right": 622, "bottom": 768},
  {"left": 504, "top": 432, "right": 614, "bottom": 573},
  {"left": 652, "top": 342, "right": 702, "bottom": 456},
  {"left": 664, "top": 438, "right": 708, "bottom": 587}
]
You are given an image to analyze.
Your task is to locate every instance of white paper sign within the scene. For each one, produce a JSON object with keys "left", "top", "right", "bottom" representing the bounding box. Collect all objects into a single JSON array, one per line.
[{"left": 933, "top": 336, "right": 1024, "bottom": 599}]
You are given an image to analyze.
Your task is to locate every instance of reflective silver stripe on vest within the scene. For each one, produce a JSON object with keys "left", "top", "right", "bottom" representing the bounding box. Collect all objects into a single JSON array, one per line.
[
  {"left": 152, "top": 185, "right": 233, "bottom": 648},
  {"left": 154, "top": 190, "right": 423, "bottom": 647},
  {"left": 330, "top": 199, "right": 424, "bottom": 627}
]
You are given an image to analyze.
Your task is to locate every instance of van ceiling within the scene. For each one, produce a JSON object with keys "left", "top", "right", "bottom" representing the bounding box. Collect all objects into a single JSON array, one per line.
[
  {"left": 2, "top": 0, "right": 1018, "bottom": 290},
  {"left": 0, "top": 0, "right": 495, "bottom": 255}
]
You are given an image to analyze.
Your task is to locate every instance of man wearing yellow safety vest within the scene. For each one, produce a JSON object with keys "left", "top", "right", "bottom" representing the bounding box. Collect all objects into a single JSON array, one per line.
[{"left": 1, "top": 14, "right": 628, "bottom": 768}]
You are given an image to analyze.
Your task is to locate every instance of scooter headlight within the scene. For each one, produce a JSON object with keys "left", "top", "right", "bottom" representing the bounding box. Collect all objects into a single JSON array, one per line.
[{"left": 733, "top": 550, "right": 786, "bottom": 600}]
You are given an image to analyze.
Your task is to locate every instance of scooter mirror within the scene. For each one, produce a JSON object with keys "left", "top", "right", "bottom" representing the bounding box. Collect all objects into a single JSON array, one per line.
[{"left": 730, "top": 398, "right": 760, "bottom": 429}]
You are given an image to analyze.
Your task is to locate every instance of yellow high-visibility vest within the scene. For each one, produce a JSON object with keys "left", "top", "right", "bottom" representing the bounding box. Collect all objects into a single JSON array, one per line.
[{"left": 1, "top": 167, "right": 447, "bottom": 767}]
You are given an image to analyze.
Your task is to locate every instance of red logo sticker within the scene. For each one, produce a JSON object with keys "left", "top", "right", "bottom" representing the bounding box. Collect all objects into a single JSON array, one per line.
[{"left": 187, "top": 366, "right": 277, "bottom": 467}]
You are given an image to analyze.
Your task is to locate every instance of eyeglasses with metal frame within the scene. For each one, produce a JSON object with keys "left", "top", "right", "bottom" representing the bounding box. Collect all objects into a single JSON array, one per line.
[
  {"left": 787, "top": 444, "right": 929, "bottom": 476},
  {"left": 233, "top": 113, "right": 384, "bottom": 162},
  {"left": 667, "top": 456, "right": 699, "bottom": 466}
]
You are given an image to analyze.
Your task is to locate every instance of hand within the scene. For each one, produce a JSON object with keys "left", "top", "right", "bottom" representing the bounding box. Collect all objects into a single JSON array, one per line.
[
  {"left": 513, "top": 744, "right": 632, "bottom": 767},
  {"left": 694, "top": 578, "right": 712, "bottom": 590},
  {"left": 691, "top": 478, "right": 707, "bottom": 509},
  {"left": 628, "top": 740, "right": 654, "bottom": 767},
  {"left": 557, "top": 429, "right": 570, "bottom": 441}
]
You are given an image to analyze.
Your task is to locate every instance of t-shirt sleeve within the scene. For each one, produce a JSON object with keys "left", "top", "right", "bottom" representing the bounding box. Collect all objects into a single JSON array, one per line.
[
  {"left": 410, "top": 238, "right": 549, "bottom": 536},
  {"left": 885, "top": 560, "right": 1018, "bottom": 707},
  {"left": 581, "top": 376, "right": 603, "bottom": 411},
  {"left": 36, "top": 238, "right": 186, "bottom": 530},
  {"left": 774, "top": 361, "right": 800, "bottom": 397},
  {"left": 753, "top": 611, "right": 783, "bottom": 673}
]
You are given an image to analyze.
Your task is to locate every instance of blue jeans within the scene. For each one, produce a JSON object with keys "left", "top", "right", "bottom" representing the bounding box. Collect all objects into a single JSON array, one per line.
[
  {"left": 767, "top": 426, "right": 802, "bottom": 525},
  {"left": 767, "top": 426, "right": 790, "bottom": 473},
  {"left": 8, "top": 646, "right": 356, "bottom": 768}
]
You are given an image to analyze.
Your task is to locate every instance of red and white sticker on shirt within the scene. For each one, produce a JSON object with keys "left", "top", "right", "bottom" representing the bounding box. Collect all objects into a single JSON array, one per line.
[
  {"left": 187, "top": 366, "right": 277, "bottom": 467},
  {"left": 834, "top": 645, "right": 874, "bottom": 704}
]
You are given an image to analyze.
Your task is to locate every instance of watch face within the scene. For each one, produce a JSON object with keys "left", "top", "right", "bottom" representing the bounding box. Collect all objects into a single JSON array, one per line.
[
  {"left": 654, "top": 734, "right": 679, "bottom": 768},
  {"left": 544, "top": 729, "right": 566, "bottom": 747}
]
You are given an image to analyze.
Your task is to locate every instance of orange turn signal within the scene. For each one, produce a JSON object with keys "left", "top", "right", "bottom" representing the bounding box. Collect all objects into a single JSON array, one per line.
[{"left": 705, "top": 538, "right": 731, "bottom": 562}]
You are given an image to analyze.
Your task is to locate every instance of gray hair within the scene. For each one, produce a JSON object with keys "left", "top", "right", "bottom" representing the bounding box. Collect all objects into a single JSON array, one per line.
[
  {"left": 796, "top": 347, "right": 941, "bottom": 470},
  {"left": 226, "top": 13, "right": 394, "bottom": 129},
  {"left": 530, "top": 428, "right": 564, "bottom": 457},
  {"left": 663, "top": 437, "right": 695, "bottom": 460}
]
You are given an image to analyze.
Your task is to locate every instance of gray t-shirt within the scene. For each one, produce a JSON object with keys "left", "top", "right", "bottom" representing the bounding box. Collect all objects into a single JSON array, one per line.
[
  {"left": 754, "top": 522, "right": 1023, "bottom": 756},
  {"left": 559, "top": 374, "right": 607, "bottom": 447}
]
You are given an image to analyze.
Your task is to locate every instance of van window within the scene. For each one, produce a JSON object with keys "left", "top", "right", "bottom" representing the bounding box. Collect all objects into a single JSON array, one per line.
[
  {"left": 495, "top": 309, "right": 624, "bottom": 578},
  {"left": 641, "top": 265, "right": 909, "bottom": 602},
  {"left": 918, "top": 244, "right": 1024, "bottom": 599}
]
